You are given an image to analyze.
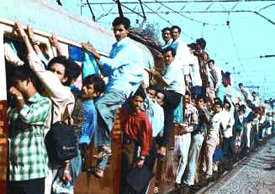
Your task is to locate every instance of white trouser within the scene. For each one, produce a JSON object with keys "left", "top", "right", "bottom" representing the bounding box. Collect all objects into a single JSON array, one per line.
[
  {"left": 205, "top": 135, "right": 219, "bottom": 176},
  {"left": 183, "top": 133, "right": 204, "bottom": 186},
  {"left": 175, "top": 133, "right": 191, "bottom": 184}
]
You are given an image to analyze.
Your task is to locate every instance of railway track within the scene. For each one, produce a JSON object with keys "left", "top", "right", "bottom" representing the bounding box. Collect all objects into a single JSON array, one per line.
[{"left": 197, "top": 135, "right": 275, "bottom": 194}]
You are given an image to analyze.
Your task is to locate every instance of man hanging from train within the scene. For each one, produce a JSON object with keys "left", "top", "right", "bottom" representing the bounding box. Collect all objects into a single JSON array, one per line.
[{"left": 82, "top": 16, "right": 144, "bottom": 177}]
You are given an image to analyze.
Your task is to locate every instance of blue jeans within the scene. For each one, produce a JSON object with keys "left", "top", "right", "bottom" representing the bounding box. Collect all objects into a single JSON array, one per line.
[{"left": 95, "top": 89, "right": 127, "bottom": 170}]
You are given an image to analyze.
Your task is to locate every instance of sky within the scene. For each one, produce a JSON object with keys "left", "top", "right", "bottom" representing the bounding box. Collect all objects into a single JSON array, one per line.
[{"left": 49, "top": 0, "right": 275, "bottom": 100}]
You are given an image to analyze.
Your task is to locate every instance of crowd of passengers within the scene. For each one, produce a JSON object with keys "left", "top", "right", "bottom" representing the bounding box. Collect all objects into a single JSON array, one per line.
[{"left": 4, "top": 16, "right": 275, "bottom": 194}]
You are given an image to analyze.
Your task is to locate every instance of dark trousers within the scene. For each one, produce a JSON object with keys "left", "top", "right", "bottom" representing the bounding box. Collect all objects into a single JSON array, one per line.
[
  {"left": 120, "top": 137, "right": 138, "bottom": 194},
  {"left": 222, "top": 137, "right": 236, "bottom": 161},
  {"left": 144, "top": 137, "right": 157, "bottom": 171},
  {"left": 160, "top": 90, "right": 182, "bottom": 147},
  {"left": 7, "top": 178, "right": 44, "bottom": 194}
]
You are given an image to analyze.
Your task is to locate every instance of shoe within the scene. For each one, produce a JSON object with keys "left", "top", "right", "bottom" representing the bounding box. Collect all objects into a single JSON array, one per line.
[
  {"left": 94, "top": 148, "right": 112, "bottom": 160},
  {"left": 87, "top": 166, "right": 104, "bottom": 179},
  {"left": 205, "top": 174, "right": 214, "bottom": 182}
]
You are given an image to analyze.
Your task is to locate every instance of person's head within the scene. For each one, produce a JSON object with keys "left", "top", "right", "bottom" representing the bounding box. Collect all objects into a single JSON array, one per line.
[
  {"left": 223, "top": 100, "right": 231, "bottom": 111},
  {"left": 196, "top": 95, "right": 205, "bottom": 109},
  {"left": 112, "top": 17, "right": 130, "bottom": 42},
  {"left": 81, "top": 74, "right": 106, "bottom": 101},
  {"left": 162, "top": 27, "right": 171, "bottom": 43},
  {"left": 69, "top": 62, "right": 81, "bottom": 85},
  {"left": 206, "top": 101, "right": 212, "bottom": 112},
  {"left": 11, "top": 66, "right": 36, "bottom": 97},
  {"left": 131, "top": 87, "right": 146, "bottom": 113},
  {"left": 146, "top": 86, "right": 156, "bottom": 99},
  {"left": 252, "top": 91, "right": 257, "bottom": 98},
  {"left": 155, "top": 91, "right": 165, "bottom": 106},
  {"left": 239, "top": 108, "right": 245, "bottom": 115},
  {"left": 184, "top": 92, "right": 191, "bottom": 105},
  {"left": 238, "top": 83, "right": 244, "bottom": 89},
  {"left": 213, "top": 101, "right": 222, "bottom": 113},
  {"left": 48, "top": 56, "right": 78, "bottom": 86},
  {"left": 162, "top": 47, "right": 176, "bottom": 66},
  {"left": 187, "top": 43, "right": 197, "bottom": 54},
  {"left": 207, "top": 59, "right": 215, "bottom": 70},
  {"left": 235, "top": 103, "right": 240, "bottom": 111},
  {"left": 196, "top": 38, "right": 206, "bottom": 50},
  {"left": 170, "top": 26, "right": 181, "bottom": 41}
]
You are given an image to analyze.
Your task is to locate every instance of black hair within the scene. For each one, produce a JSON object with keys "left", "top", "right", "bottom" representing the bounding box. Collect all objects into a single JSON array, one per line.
[
  {"left": 133, "top": 86, "right": 146, "bottom": 100},
  {"left": 208, "top": 59, "right": 215, "bottom": 64},
  {"left": 196, "top": 95, "right": 206, "bottom": 103},
  {"left": 171, "top": 25, "right": 181, "bottom": 33},
  {"left": 147, "top": 85, "right": 156, "bottom": 91},
  {"left": 112, "top": 17, "right": 130, "bottom": 29},
  {"left": 214, "top": 100, "right": 222, "bottom": 107},
  {"left": 48, "top": 56, "right": 79, "bottom": 86},
  {"left": 223, "top": 100, "right": 231, "bottom": 109},
  {"left": 11, "top": 66, "right": 32, "bottom": 81},
  {"left": 187, "top": 43, "right": 197, "bottom": 50},
  {"left": 196, "top": 38, "right": 206, "bottom": 49},
  {"left": 83, "top": 74, "right": 106, "bottom": 94},
  {"left": 162, "top": 27, "right": 171, "bottom": 33},
  {"left": 162, "top": 47, "right": 176, "bottom": 57},
  {"left": 238, "top": 83, "right": 243, "bottom": 87}
]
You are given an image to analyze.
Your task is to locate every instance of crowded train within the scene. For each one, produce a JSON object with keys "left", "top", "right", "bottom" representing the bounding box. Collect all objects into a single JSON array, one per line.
[{"left": 0, "top": 1, "right": 275, "bottom": 194}]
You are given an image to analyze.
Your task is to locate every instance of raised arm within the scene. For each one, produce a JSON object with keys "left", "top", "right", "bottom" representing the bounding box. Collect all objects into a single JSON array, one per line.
[
  {"left": 49, "top": 34, "right": 63, "bottom": 56},
  {"left": 82, "top": 42, "right": 103, "bottom": 75}
]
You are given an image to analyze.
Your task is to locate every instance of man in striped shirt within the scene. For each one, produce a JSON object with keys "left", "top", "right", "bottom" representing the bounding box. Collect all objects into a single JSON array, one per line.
[{"left": 7, "top": 66, "right": 51, "bottom": 194}]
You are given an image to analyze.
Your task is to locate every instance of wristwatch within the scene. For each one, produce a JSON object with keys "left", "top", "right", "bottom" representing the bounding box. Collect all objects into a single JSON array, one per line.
[{"left": 32, "top": 40, "right": 40, "bottom": 46}]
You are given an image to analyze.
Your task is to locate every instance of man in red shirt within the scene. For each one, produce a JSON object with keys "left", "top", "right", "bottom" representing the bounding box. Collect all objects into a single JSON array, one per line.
[{"left": 120, "top": 87, "right": 153, "bottom": 193}]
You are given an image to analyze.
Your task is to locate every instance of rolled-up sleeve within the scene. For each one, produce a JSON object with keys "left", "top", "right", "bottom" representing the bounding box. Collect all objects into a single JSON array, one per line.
[{"left": 19, "top": 98, "right": 51, "bottom": 126}]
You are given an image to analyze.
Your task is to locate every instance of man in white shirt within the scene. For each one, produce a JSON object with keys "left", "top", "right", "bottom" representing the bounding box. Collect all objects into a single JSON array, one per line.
[
  {"left": 149, "top": 47, "right": 185, "bottom": 158},
  {"left": 170, "top": 26, "right": 190, "bottom": 84},
  {"left": 205, "top": 101, "right": 223, "bottom": 179},
  {"left": 221, "top": 100, "right": 235, "bottom": 169},
  {"left": 251, "top": 91, "right": 260, "bottom": 107},
  {"left": 161, "top": 27, "right": 173, "bottom": 50},
  {"left": 187, "top": 43, "right": 202, "bottom": 98}
]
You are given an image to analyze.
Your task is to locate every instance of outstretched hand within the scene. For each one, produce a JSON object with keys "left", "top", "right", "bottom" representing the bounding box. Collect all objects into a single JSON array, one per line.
[
  {"left": 27, "top": 25, "right": 35, "bottom": 42},
  {"left": 14, "top": 21, "right": 27, "bottom": 39},
  {"left": 82, "top": 42, "right": 100, "bottom": 60},
  {"left": 49, "top": 34, "right": 59, "bottom": 47}
]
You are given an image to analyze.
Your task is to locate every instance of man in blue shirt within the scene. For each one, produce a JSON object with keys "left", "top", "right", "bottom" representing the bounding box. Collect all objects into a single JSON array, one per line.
[{"left": 82, "top": 17, "right": 144, "bottom": 177}]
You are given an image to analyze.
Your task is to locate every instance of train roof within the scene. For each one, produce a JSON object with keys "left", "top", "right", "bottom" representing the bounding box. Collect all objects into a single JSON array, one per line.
[{"left": 1, "top": 0, "right": 115, "bottom": 55}]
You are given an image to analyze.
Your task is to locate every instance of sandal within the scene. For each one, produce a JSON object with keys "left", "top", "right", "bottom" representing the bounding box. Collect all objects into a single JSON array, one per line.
[
  {"left": 94, "top": 148, "right": 112, "bottom": 160},
  {"left": 87, "top": 166, "right": 104, "bottom": 179}
]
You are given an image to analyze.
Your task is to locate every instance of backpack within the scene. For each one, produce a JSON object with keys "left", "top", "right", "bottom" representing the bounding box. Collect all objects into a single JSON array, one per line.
[{"left": 45, "top": 120, "right": 78, "bottom": 165}]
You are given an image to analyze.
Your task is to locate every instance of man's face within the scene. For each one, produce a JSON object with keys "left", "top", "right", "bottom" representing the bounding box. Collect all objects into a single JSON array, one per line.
[
  {"left": 81, "top": 83, "right": 98, "bottom": 100},
  {"left": 147, "top": 89, "right": 156, "bottom": 99},
  {"left": 197, "top": 98, "right": 205, "bottom": 109},
  {"left": 113, "top": 24, "right": 129, "bottom": 42},
  {"left": 49, "top": 63, "right": 67, "bottom": 84},
  {"left": 213, "top": 104, "right": 221, "bottom": 113},
  {"left": 162, "top": 30, "right": 171, "bottom": 43},
  {"left": 171, "top": 28, "right": 180, "bottom": 40},
  {"left": 184, "top": 94, "right": 191, "bottom": 105},
  {"left": 131, "top": 95, "right": 144, "bottom": 113},
  {"left": 156, "top": 92, "right": 165, "bottom": 106},
  {"left": 252, "top": 93, "right": 257, "bottom": 98},
  {"left": 163, "top": 51, "right": 175, "bottom": 66},
  {"left": 208, "top": 61, "right": 214, "bottom": 70},
  {"left": 12, "top": 78, "right": 28, "bottom": 94}
]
